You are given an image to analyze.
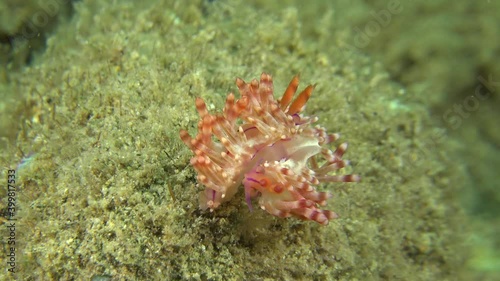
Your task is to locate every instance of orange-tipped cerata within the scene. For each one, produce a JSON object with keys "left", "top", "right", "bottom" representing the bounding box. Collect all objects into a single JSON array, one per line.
[{"left": 180, "top": 73, "right": 359, "bottom": 225}]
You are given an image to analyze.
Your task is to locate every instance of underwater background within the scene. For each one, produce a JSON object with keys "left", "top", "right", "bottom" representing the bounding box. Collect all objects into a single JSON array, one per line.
[{"left": 0, "top": 0, "right": 498, "bottom": 280}]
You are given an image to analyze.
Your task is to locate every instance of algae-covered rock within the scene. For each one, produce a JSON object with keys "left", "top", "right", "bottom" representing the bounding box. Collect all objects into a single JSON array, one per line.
[
  {"left": 2, "top": 0, "right": 495, "bottom": 280},
  {"left": 0, "top": 0, "right": 73, "bottom": 81}
]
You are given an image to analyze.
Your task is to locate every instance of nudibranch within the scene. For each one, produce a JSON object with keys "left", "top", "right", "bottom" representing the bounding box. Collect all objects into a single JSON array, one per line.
[{"left": 180, "top": 73, "right": 359, "bottom": 225}]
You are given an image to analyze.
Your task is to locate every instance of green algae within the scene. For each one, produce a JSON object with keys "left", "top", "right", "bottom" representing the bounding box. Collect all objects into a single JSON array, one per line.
[{"left": 0, "top": 0, "right": 497, "bottom": 280}]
